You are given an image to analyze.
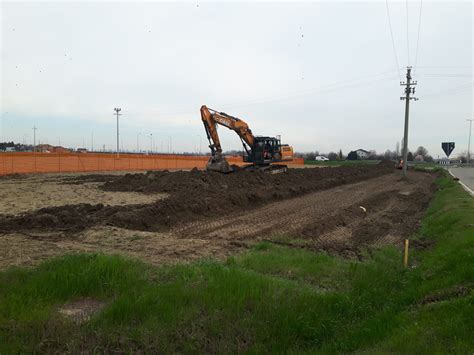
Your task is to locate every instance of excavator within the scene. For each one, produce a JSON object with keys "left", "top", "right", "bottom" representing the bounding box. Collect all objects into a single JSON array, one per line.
[{"left": 200, "top": 105, "right": 294, "bottom": 173}]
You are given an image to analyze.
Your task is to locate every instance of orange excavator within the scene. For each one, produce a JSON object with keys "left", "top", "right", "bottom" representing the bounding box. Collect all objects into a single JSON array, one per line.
[{"left": 200, "top": 105, "right": 294, "bottom": 173}]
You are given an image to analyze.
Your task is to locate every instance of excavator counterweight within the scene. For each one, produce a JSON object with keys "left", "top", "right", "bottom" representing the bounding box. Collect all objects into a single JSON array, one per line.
[{"left": 200, "top": 105, "right": 293, "bottom": 173}]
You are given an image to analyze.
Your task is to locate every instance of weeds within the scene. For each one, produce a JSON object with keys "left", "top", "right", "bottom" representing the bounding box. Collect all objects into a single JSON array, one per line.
[{"left": 0, "top": 175, "right": 472, "bottom": 352}]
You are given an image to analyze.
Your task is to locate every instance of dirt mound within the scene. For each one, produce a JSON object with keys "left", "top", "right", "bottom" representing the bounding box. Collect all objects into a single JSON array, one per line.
[{"left": 0, "top": 163, "right": 394, "bottom": 234}]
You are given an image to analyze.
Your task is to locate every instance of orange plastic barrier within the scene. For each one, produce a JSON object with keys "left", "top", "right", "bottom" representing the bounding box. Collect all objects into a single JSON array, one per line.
[{"left": 0, "top": 153, "right": 304, "bottom": 176}]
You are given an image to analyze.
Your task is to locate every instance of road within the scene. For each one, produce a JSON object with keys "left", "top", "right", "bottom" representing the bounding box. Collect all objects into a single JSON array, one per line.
[{"left": 450, "top": 167, "right": 474, "bottom": 193}]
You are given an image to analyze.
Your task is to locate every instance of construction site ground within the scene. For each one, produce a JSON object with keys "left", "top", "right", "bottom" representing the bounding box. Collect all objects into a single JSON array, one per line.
[{"left": 0, "top": 162, "right": 438, "bottom": 268}]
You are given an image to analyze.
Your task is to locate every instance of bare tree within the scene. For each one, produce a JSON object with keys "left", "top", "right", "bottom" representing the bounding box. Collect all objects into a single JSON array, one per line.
[{"left": 384, "top": 150, "right": 394, "bottom": 160}]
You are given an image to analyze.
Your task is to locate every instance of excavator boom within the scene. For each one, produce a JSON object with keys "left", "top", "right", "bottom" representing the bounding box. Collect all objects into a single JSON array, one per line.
[{"left": 200, "top": 105, "right": 293, "bottom": 173}]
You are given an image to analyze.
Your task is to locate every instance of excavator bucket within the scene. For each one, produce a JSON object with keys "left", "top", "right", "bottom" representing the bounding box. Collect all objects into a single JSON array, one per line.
[{"left": 206, "top": 152, "right": 233, "bottom": 173}]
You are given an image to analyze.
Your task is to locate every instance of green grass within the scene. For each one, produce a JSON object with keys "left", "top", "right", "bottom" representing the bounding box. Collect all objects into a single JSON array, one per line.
[
  {"left": 304, "top": 159, "right": 381, "bottom": 166},
  {"left": 1, "top": 174, "right": 473, "bottom": 352}
]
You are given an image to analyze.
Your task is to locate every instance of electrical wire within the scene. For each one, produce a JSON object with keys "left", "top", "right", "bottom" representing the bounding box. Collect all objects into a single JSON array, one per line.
[
  {"left": 218, "top": 71, "right": 398, "bottom": 109},
  {"left": 416, "top": 66, "right": 473, "bottom": 69},
  {"left": 220, "top": 75, "right": 399, "bottom": 111},
  {"left": 385, "top": 0, "right": 402, "bottom": 80},
  {"left": 413, "top": 0, "right": 423, "bottom": 71},
  {"left": 406, "top": 0, "right": 410, "bottom": 66},
  {"left": 417, "top": 74, "right": 473, "bottom": 78},
  {"left": 126, "top": 70, "right": 399, "bottom": 117},
  {"left": 423, "top": 83, "right": 473, "bottom": 99}
]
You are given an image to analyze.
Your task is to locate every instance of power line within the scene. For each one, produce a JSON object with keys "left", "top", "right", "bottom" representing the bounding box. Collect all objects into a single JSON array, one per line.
[
  {"left": 385, "top": 0, "right": 402, "bottom": 80},
  {"left": 126, "top": 70, "right": 399, "bottom": 117},
  {"left": 423, "top": 83, "right": 473, "bottom": 99},
  {"left": 416, "top": 66, "right": 473, "bottom": 69},
  {"left": 417, "top": 74, "right": 473, "bottom": 78},
  {"left": 413, "top": 0, "right": 423, "bottom": 70},
  {"left": 221, "top": 75, "right": 399, "bottom": 110},
  {"left": 406, "top": 0, "right": 410, "bottom": 65}
]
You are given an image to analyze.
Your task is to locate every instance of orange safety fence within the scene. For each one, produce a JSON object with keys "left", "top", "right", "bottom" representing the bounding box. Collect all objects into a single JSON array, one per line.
[{"left": 0, "top": 153, "right": 304, "bottom": 176}]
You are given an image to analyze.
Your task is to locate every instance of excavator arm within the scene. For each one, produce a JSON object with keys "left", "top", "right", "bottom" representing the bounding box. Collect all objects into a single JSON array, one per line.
[
  {"left": 201, "top": 105, "right": 255, "bottom": 153},
  {"left": 201, "top": 105, "right": 255, "bottom": 172}
]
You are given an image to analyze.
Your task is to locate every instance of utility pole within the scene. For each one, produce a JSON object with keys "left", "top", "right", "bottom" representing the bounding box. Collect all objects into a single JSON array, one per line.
[
  {"left": 91, "top": 132, "right": 94, "bottom": 152},
  {"left": 114, "top": 108, "right": 121, "bottom": 158},
  {"left": 400, "top": 66, "right": 418, "bottom": 177},
  {"left": 467, "top": 119, "right": 473, "bottom": 164},
  {"left": 33, "top": 126, "right": 37, "bottom": 152},
  {"left": 137, "top": 133, "right": 141, "bottom": 153}
]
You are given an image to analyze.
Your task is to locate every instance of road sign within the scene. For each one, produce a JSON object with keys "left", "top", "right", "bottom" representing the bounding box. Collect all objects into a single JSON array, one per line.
[{"left": 441, "top": 142, "right": 455, "bottom": 157}]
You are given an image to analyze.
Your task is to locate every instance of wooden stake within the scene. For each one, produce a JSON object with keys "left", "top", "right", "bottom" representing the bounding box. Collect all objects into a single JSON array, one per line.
[{"left": 404, "top": 239, "right": 410, "bottom": 268}]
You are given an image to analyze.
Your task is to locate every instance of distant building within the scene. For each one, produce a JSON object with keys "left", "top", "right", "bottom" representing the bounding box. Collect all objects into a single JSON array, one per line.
[
  {"left": 5, "top": 147, "right": 15, "bottom": 152},
  {"left": 355, "top": 149, "right": 370, "bottom": 160},
  {"left": 36, "top": 144, "right": 72, "bottom": 153},
  {"left": 76, "top": 148, "right": 88, "bottom": 153}
]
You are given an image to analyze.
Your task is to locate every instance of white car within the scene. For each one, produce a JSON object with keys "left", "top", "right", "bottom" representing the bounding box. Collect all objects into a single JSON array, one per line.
[{"left": 315, "top": 156, "right": 329, "bottom": 161}]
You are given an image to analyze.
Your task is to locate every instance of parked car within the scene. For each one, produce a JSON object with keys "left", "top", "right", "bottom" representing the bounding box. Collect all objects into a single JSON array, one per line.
[{"left": 315, "top": 155, "right": 329, "bottom": 161}]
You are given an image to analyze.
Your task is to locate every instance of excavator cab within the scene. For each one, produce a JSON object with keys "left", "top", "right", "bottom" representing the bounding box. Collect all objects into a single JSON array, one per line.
[{"left": 244, "top": 136, "right": 282, "bottom": 165}]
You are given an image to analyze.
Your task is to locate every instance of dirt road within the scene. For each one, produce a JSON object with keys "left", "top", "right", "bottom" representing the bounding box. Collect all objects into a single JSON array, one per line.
[{"left": 0, "top": 166, "right": 437, "bottom": 268}]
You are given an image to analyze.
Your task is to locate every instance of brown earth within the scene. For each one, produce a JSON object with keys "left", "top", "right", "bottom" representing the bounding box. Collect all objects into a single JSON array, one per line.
[
  {"left": 0, "top": 163, "right": 395, "bottom": 233},
  {"left": 0, "top": 163, "right": 438, "bottom": 268}
]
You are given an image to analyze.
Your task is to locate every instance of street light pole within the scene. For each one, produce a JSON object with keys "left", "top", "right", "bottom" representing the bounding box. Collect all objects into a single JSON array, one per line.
[
  {"left": 467, "top": 119, "right": 473, "bottom": 164},
  {"left": 114, "top": 108, "right": 122, "bottom": 158},
  {"left": 33, "top": 126, "right": 37, "bottom": 152}
]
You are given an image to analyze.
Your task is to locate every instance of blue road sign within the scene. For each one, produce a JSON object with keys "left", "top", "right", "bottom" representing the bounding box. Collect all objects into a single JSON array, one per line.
[{"left": 441, "top": 142, "right": 455, "bottom": 157}]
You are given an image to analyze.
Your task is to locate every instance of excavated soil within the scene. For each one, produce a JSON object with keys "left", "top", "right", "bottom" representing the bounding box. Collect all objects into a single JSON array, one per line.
[
  {"left": 0, "top": 162, "right": 395, "bottom": 234},
  {"left": 0, "top": 163, "right": 439, "bottom": 267}
]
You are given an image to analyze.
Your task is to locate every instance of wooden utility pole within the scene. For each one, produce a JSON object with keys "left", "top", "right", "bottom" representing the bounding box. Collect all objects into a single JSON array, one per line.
[{"left": 400, "top": 67, "right": 418, "bottom": 177}]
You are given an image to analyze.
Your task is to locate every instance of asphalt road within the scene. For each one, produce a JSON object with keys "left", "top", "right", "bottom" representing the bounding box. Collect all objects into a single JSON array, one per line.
[{"left": 450, "top": 167, "right": 474, "bottom": 192}]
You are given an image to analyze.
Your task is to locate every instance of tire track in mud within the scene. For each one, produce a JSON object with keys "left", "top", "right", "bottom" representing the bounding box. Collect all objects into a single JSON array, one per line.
[{"left": 171, "top": 172, "right": 437, "bottom": 254}]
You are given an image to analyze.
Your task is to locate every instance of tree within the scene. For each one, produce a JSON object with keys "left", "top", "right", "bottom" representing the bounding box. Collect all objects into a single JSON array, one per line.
[
  {"left": 305, "top": 152, "right": 316, "bottom": 161},
  {"left": 415, "top": 146, "right": 429, "bottom": 158},
  {"left": 457, "top": 151, "right": 468, "bottom": 163},
  {"left": 367, "top": 150, "right": 378, "bottom": 160},
  {"left": 347, "top": 151, "right": 358, "bottom": 160},
  {"left": 407, "top": 151, "right": 414, "bottom": 161},
  {"left": 338, "top": 149, "right": 344, "bottom": 160},
  {"left": 327, "top": 152, "right": 338, "bottom": 160},
  {"left": 395, "top": 142, "right": 400, "bottom": 158},
  {"left": 384, "top": 150, "right": 394, "bottom": 160}
]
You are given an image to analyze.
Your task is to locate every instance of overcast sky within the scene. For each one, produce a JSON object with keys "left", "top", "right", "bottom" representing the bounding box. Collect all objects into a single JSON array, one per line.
[{"left": 1, "top": 1, "right": 472, "bottom": 157}]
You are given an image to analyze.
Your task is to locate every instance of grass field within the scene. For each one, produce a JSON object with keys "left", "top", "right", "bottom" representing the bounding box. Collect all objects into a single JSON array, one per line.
[{"left": 0, "top": 173, "right": 473, "bottom": 352}]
